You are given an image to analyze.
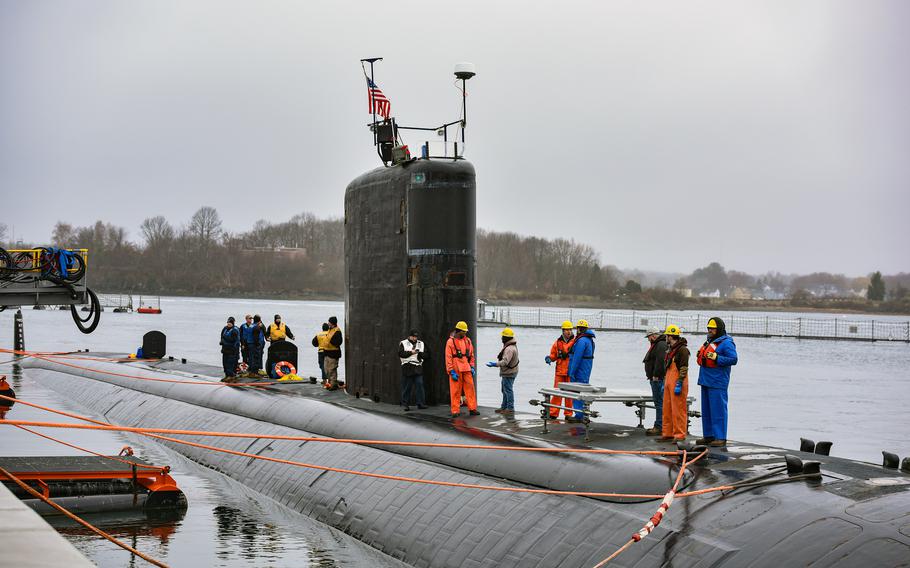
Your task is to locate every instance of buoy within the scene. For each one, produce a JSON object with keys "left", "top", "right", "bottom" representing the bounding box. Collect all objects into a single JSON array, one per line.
[{"left": 274, "top": 361, "right": 296, "bottom": 378}]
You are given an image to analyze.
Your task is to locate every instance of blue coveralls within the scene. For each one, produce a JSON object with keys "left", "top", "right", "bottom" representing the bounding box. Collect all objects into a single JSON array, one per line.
[
  {"left": 566, "top": 330, "right": 596, "bottom": 419},
  {"left": 220, "top": 326, "right": 241, "bottom": 377},
  {"left": 240, "top": 323, "right": 256, "bottom": 369},
  {"left": 242, "top": 323, "right": 265, "bottom": 373},
  {"left": 696, "top": 334, "right": 738, "bottom": 440}
]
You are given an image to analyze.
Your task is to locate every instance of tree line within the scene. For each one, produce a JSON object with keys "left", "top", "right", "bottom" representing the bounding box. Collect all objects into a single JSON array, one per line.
[{"left": 2, "top": 213, "right": 906, "bottom": 306}]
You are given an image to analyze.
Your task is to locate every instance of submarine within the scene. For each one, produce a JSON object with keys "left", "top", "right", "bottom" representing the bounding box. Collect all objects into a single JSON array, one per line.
[{"left": 9, "top": 62, "right": 910, "bottom": 566}]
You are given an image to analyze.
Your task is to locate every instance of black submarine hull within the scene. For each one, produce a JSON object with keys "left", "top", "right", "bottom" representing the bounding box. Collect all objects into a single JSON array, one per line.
[{"left": 21, "top": 356, "right": 910, "bottom": 567}]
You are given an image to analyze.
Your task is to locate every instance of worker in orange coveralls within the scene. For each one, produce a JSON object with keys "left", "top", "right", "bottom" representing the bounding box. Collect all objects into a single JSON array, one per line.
[
  {"left": 445, "top": 321, "right": 479, "bottom": 418},
  {"left": 659, "top": 324, "right": 691, "bottom": 442},
  {"left": 544, "top": 320, "right": 575, "bottom": 419}
]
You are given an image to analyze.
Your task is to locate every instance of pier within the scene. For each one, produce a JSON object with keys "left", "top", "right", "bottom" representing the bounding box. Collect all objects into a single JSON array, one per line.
[{"left": 479, "top": 306, "right": 910, "bottom": 342}]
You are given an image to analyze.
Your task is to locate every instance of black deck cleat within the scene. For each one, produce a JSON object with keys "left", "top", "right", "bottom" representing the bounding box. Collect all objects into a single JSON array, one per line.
[
  {"left": 814, "top": 441, "right": 833, "bottom": 456},
  {"left": 799, "top": 438, "right": 816, "bottom": 453},
  {"left": 882, "top": 451, "right": 900, "bottom": 469},
  {"left": 785, "top": 455, "right": 804, "bottom": 476},
  {"left": 901, "top": 457, "right": 910, "bottom": 473},
  {"left": 801, "top": 461, "right": 822, "bottom": 479}
]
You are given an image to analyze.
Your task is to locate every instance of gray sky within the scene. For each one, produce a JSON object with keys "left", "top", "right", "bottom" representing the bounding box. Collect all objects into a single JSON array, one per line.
[{"left": 2, "top": 0, "right": 908, "bottom": 275}]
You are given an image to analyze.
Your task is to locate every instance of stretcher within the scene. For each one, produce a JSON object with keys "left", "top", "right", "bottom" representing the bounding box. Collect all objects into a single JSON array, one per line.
[{"left": 530, "top": 383, "right": 700, "bottom": 441}]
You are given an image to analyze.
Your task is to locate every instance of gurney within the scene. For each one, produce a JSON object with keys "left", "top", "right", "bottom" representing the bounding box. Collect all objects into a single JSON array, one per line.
[{"left": 530, "top": 382, "right": 700, "bottom": 441}]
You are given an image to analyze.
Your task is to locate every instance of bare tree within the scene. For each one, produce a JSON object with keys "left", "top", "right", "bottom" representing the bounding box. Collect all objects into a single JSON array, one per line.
[
  {"left": 140, "top": 216, "right": 175, "bottom": 248},
  {"left": 188, "top": 206, "right": 222, "bottom": 245},
  {"left": 52, "top": 222, "right": 76, "bottom": 247},
  {"left": 0, "top": 223, "right": 7, "bottom": 245}
]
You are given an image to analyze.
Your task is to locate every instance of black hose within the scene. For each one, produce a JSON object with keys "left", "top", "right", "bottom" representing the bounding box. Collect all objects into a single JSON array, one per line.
[{"left": 71, "top": 288, "right": 101, "bottom": 334}]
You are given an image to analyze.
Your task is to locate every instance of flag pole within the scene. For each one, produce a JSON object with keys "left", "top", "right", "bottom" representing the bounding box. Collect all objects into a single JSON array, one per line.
[{"left": 361, "top": 57, "right": 383, "bottom": 149}]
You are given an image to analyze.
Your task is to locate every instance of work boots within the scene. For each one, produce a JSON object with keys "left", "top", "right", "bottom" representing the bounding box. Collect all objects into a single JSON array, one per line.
[
  {"left": 645, "top": 426, "right": 661, "bottom": 436},
  {"left": 709, "top": 439, "right": 727, "bottom": 447},
  {"left": 695, "top": 437, "right": 714, "bottom": 445}
]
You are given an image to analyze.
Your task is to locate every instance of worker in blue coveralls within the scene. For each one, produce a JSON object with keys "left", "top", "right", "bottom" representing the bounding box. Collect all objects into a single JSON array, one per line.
[
  {"left": 566, "top": 319, "right": 596, "bottom": 423},
  {"left": 695, "top": 317, "right": 738, "bottom": 447},
  {"left": 220, "top": 317, "right": 242, "bottom": 383}
]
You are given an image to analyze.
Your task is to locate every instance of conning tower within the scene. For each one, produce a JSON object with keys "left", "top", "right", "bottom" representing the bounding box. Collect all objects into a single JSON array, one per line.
[{"left": 345, "top": 60, "right": 477, "bottom": 405}]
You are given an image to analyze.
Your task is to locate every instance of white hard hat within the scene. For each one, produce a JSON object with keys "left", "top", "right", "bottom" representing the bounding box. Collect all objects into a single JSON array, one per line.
[{"left": 645, "top": 326, "right": 661, "bottom": 337}]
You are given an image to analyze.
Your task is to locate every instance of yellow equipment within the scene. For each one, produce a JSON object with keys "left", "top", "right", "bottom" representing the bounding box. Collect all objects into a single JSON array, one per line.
[
  {"left": 561, "top": 320, "right": 573, "bottom": 330},
  {"left": 455, "top": 321, "right": 469, "bottom": 332},
  {"left": 501, "top": 328, "right": 515, "bottom": 338},
  {"left": 707, "top": 318, "right": 718, "bottom": 329},
  {"left": 664, "top": 324, "right": 681, "bottom": 336}
]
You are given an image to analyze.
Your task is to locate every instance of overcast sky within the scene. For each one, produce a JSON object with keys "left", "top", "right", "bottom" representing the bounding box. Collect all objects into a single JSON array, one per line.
[{"left": 2, "top": 1, "right": 908, "bottom": 275}]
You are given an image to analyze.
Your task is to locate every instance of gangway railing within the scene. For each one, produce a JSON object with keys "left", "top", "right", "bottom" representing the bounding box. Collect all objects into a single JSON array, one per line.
[{"left": 480, "top": 305, "right": 910, "bottom": 343}]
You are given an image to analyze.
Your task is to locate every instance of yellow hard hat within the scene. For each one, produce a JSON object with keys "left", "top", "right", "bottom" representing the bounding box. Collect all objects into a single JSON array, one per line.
[
  {"left": 501, "top": 327, "right": 515, "bottom": 338},
  {"left": 561, "top": 320, "right": 574, "bottom": 330},
  {"left": 664, "top": 324, "right": 681, "bottom": 336},
  {"left": 455, "top": 321, "right": 469, "bottom": 332},
  {"left": 576, "top": 319, "right": 590, "bottom": 328},
  {"left": 707, "top": 318, "right": 718, "bottom": 329}
]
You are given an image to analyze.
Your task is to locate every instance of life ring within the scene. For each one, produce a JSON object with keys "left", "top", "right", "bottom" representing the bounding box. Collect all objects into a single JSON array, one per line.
[{"left": 274, "top": 361, "right": 296, "bottom": 378}]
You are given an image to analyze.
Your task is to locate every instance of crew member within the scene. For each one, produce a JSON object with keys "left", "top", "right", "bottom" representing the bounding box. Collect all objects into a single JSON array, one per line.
[
  {"left": 398, "top": 329, "right": 427, "bottom": 411},
  {"left": 311, "top": 323, "right": 330, "bottom": 384},
  {"left": 322, "top": 316, "right": 343, "bottom": 390},
  {"left": 696, "top": 317, "right": 738, "bottom": 447},
  {"left": 239, "top": 314, "right": 257, "bottom": 376},
  {"left": 642, "top": 326, "right": 667, "bottom": 435},
  {"left": 251, "top": 315, "right": 267, "bottom": 376},
  {"left": 219, "top": 317, "right": 241, "bottom": 383},
  {"left": 445, "top": 321, "right": 478, "bottom": 418},
  {"left": 566, "top": 319, "right": 596, "bottom": 423},
  {"left": 486, "top": 328, "right": 519, "bottom": 415},
  {"left": 544, "top": 321, "right": 575, "bottom": 419},
  {"left": 658, "top": 325, "right": 689, "bottom": 442},
  {"left": 267, "top": 314, "right": 295, "bottom": 342}
]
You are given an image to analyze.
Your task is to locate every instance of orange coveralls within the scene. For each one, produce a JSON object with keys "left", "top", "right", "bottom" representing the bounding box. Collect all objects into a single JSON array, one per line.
[
  {"left": 662, "top": 344, "right": 690, "bottom": 440},
  {"left": 548, "top": 335, "right": 575, "bottom": 417},
  {"left": 445, "top": 335, "right": 476, "bottom": 414}
]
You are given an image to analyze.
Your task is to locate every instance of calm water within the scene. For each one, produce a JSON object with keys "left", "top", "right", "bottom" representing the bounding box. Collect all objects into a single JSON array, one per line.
[{"left": 1, "top": 297, "right": 909, "bottom": 565}]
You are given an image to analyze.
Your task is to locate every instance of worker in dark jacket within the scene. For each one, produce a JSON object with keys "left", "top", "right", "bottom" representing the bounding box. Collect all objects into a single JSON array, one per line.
[
  {"left": 311, "top": 323, "right": 330, "bottom": 384},
  {"left": 239, "top": 314, "right": 257, "bottom": 375},
  {"left": 251, "top": 314, "right": 267, "bottom": 376},
  {"left": 696, "top": 317, "right": 738, "bottom": 447},
  {"left": 220, "top": 317, "right": 241, "bottom": 383},
  {"left": 398, "top": 329, "right": 427, "bottom": 411},
  {"left": 266, "top": 314, "right": 295, "bottom": 342},
  {"left": 322, "top": 316, "right": 343, "bottom": 390},
  {"left": 642, "top": 327, "right": 667, "bottom": 435}
]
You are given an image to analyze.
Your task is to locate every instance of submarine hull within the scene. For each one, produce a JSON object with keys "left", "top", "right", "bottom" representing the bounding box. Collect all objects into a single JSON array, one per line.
[
  {"left": 20, "top": 356, "right": 910, "bottom": 568},
  {"left": 345, "top": 160, "right": 477, "bottom": 406}
]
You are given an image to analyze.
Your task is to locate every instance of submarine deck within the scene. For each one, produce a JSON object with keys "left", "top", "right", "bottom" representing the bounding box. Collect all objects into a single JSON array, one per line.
[{"left": 132, "top": 354, "right": 910, "bottom": 501}]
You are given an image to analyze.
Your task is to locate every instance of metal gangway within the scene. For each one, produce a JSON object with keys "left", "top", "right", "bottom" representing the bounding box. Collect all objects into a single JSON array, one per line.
[{"left": 481, "top": 305, "right": 910, "bottom": 343}]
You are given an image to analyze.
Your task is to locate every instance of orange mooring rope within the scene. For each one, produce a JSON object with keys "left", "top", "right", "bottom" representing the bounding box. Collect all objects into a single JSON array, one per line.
[
  {"left": 591, "top": 449, "right": 707, "bottom": 567},
  {"left": 0, "top": 395, "right": 678, "bottom": 457},
  {"left": 0, "top": 465, "right": 169, "bottom": 568}
]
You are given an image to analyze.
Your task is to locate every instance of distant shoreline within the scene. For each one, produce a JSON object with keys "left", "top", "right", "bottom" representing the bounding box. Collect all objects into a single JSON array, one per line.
[{"left": 107, "top": 290, "right": 909, "bottom": 317}]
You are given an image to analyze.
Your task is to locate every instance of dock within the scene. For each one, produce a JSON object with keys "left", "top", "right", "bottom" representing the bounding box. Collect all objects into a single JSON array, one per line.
[{"left": 0, "top": 481, "right": 94, "bottom": 567}]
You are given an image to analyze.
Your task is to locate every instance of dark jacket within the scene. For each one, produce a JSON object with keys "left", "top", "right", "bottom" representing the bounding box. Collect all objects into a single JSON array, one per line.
[
  {"left": 220, "top": 326, "right": 240, "bottom": 354},
  {"left": 643, "top": 335, "right": 667, "bottom": 380},
  {"left": 665, "top": 338, "right": 691, "bottom": 381}
]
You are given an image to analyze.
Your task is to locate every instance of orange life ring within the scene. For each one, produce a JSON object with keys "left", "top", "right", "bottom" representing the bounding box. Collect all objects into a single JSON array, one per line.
[{"left": 274, "top": 361, "right": 296, "bottom": 378}]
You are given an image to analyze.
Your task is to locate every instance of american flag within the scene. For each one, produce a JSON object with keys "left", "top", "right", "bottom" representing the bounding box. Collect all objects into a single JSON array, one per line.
[{"left": 367, "top": 78, "right": 391, "bottom": 119}]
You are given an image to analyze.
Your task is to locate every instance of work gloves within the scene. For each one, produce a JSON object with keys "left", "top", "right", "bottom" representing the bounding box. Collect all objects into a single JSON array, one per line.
[
  {"left": 485, "top": 361, "right": 498, "bottom": 368},
  {"left": 450, "top": 370, "right": 459, "bottom": 382},
  {"left": 705, "top": 351, "right": 718, "bottom": 361},
  {"left": 544, "top": 356, "right": 552, "bottom": 365},
  {"left": 674, "top": 380, "right": 683, "bottom": 395}
]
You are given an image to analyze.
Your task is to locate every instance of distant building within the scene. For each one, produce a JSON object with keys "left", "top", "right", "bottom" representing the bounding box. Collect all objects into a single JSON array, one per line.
[
  {"left": 728, "top": 287, "right": 753, "bottom": 300},
  {"left": 699, "top": 289, "right": 721, "bottom": 299},
  {"left": 675, "top": 287, "right": 693, "bottom": 298}
]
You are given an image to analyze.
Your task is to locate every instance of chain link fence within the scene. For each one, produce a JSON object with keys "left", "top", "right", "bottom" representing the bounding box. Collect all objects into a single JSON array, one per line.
[{"left": 480, "top": 306, "right": 910, "bottom": 342}]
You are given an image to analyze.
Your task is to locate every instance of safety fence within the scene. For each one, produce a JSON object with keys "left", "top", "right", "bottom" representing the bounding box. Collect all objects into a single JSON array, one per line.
[{"left": 480, "top": 306, "right": 910, "bottom": 342}]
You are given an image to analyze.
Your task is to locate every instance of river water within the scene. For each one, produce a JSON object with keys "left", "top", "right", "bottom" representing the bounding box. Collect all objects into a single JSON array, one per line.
[{"left": 1, "top": 297, "right": 908, "bottom": 566}]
